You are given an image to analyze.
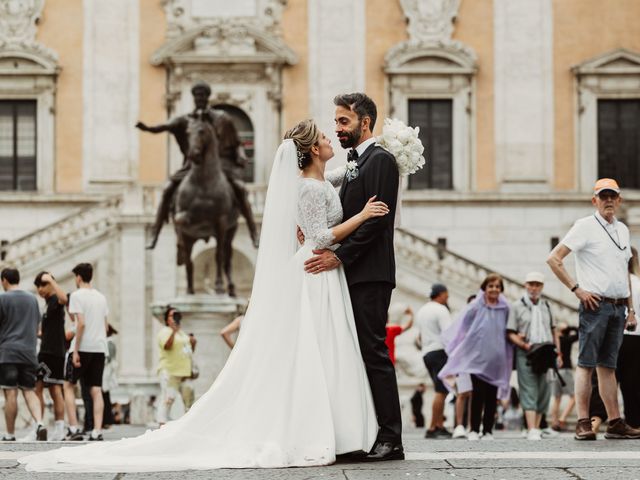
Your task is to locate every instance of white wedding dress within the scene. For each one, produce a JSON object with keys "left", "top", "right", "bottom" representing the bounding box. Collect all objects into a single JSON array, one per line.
[{"left": 20, "top": 140, "right": 377, "bottom": 472}]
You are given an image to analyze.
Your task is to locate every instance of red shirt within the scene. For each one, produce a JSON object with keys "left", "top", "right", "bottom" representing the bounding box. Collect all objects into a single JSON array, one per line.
[{"left": 385, "top": 325, "right": 403, "bottom": 364}]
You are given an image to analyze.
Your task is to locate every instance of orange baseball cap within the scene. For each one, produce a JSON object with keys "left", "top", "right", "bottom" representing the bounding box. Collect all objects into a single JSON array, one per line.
[{"left": 593, "top": 178, "right": 620, "bottom": 196}]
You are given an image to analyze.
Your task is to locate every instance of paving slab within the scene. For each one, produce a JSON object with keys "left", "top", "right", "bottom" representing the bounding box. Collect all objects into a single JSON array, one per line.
[
  {"left": 345, "top": 468, "right": 576, "bottom": 480},
  {"left": 568, "top": 467, "right": 640, "bottom": 480}
]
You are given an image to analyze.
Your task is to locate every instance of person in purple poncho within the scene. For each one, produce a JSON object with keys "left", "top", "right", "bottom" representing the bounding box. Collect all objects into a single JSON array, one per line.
[{"left": 438, "top": 273, "right": 513, "bottom": 441}]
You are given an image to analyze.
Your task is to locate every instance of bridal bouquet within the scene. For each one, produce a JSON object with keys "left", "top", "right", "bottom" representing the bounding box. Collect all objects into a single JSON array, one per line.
[{"left": 377, "top": 118, "right": 426, "bottom": 176}]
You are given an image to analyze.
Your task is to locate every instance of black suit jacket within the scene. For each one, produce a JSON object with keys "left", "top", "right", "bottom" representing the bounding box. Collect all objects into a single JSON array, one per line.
[{"left": 335, "top": 143, "right": 399, "bottom": 287}]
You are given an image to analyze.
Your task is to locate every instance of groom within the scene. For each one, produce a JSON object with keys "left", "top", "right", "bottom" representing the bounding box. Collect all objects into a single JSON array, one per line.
[{"left": 304, "top": 93, "right": 403, "bottom": 461}]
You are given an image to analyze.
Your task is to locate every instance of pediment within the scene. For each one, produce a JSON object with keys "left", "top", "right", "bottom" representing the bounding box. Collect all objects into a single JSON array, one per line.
[
  {"left": 573, "top": 48, "right": 640, "bottom": 75},
  {"left": 0, "top": 47, "right": 59, "bottom": 76},
  {"left": 385, "top": 40, "right": 476, "bottom": 75},
  {"left": 151, "top": 22, "right": 297, "bottom": 66}
]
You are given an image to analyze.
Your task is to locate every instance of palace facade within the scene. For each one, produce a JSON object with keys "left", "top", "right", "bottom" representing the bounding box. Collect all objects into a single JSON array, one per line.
[{"left": 1, "top": 0, "right": 639, "bottom": 396}]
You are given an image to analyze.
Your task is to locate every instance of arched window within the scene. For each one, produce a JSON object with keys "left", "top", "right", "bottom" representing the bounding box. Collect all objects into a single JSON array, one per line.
[{"left": 213, "top": 104, "right": 255, "bottom": 182}]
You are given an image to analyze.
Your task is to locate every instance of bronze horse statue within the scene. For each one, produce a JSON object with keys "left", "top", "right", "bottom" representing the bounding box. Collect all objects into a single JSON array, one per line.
[{"left": 173, "top": 111, "right": 239, "bottom": 296}]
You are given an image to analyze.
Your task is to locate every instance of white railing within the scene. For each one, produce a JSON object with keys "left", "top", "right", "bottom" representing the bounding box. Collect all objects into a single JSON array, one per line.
[
  {"left": 1, "top": 197, "right": 121, "bottom": 271},
  {"left": 394, "top": 228, "right": 579, "bottom": 324}
]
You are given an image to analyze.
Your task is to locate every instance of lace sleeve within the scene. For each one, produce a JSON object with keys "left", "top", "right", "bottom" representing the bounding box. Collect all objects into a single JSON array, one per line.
[
  {"left": 325, "top": 166, "right": 346, "bottom": 188},
  {"left": 298, "top": 181, "right": 335, "bottom": 249}
]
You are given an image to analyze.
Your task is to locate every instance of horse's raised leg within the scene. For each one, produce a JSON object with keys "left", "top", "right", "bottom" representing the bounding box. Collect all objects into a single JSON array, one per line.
[{"left": 223, "top": 224, "right": 238, "bottom": 297}]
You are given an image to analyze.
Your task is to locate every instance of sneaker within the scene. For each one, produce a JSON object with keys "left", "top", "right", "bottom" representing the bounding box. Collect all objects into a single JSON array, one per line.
[
  {"left": 542, "top": 427, "right": 559, "bottom": 438},
  {"left": 467, "top": 431, "right": 480, "bottom": 441},
  {"left": 36, "top": 425, "right": 47, "bottom": 441},
  {"left": 435, "top": 427, "right": 452, "bottom": 439},
  {"left": 1, "top": 435, "right": 15, "bottom": 441},
  {"left": 88, "top": 433, "right": 104, "bottom": 441},
  {"left": 18, "top": 428, "right": 36, "bottom": 442},
  {"left": 424, "top": 429, "right": 439, "bottom": 439},
  {"left": 49, "top": 422, "right": 65, "bottom": 442},
  {"left": 65, "top": 428, "right": 84, "bottom": 441},
  {"left": 481, "top": 433, "right": 494, "bottom": 441},
  {"left": 605, "top": 418, "right": 640, "bottom": 439},
  {"left": 527, "top": 428, "right": 542, "bottom": 441},
  {"left": 575, "top": 418, "right": 596, "bottom": 441},
  {"left": 452, "top": 425, "right": 467, "bottom": 439}
]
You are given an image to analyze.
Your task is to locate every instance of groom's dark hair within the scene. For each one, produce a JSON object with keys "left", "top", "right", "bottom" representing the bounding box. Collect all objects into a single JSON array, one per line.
[{"left": 334, "top": 93, "right": 377, "bottom": 131}]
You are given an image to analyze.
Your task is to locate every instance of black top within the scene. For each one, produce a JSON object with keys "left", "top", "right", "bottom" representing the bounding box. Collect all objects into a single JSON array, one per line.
[
  {"left": 39, "top": 294, "right": 66, "bottom": 357},
  {"left": 336, "top": 144, "right": 399, "bottom": 287},
  {"left": 559, "top": 327, "right": 579, "bottom": 369}
]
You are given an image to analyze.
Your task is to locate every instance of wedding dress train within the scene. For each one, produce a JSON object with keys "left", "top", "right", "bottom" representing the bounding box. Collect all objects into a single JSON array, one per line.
[{"left": 20, "top": 140, "right": 377, "bottom": 472}]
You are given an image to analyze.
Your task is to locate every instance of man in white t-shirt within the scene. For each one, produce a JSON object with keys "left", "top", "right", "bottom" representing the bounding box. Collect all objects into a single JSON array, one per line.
[
  {"left": 548, "top": 178, "right": 639, "bottom": 441},
  {"left": 416, "top": 283, "right": 453, "bottom": 439},
  {"left": 66, "top": 263, "right": 109, "bottom": 441}
]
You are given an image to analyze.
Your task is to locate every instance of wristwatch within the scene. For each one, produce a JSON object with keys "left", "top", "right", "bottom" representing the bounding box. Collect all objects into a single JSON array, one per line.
[{"left": 570, "top": 283, "right": 579, "bottom": 292}]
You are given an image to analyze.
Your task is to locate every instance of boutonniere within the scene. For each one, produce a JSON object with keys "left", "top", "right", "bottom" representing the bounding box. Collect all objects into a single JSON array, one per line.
[{"left": 345, "top": 161, "right": 359, "bottom": 182}]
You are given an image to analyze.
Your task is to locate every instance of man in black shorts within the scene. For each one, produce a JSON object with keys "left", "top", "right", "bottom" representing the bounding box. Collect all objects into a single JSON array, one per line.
[
  {"left": 0, "top": 268, "right": 47, "bottom": 441},
  {"left": 66, "top": 263, "right": 109, "bottom": 441},
  {"left": 34, "top": 272, "right": 68, "bottom": 441}
]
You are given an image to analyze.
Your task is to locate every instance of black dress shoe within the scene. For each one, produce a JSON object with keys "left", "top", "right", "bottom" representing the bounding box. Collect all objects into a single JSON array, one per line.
[
  {"left": 335, "top": 450, "right": 367, "bottom": 463},
  {"left": 362, "top": 441, "right": 405, "bottom": 462}
]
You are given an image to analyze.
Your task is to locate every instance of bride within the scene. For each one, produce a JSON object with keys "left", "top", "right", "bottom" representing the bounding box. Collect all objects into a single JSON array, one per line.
[{"left": 20, "top": 119, "right": 390, "bottom": 472}]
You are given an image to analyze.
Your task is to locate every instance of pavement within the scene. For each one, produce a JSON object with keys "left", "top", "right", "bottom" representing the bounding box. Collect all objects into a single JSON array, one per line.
[{"left": 1, "top": 425, "right": 640, "bottom": 479}]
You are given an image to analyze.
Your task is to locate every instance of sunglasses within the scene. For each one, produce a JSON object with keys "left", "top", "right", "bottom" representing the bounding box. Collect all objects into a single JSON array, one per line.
[{"left": 597, "top": 192, "right": 620, "bottom": 200}]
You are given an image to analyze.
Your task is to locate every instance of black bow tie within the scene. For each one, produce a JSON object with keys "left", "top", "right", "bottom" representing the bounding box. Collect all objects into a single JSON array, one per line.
[{"left": 347, "top": 149, "right": 359, "bottom": 162}]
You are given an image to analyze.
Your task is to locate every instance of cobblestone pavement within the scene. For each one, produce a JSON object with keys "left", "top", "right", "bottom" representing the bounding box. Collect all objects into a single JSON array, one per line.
[{"left": 1, "top": 426, "right": 640, "bottom": 479}]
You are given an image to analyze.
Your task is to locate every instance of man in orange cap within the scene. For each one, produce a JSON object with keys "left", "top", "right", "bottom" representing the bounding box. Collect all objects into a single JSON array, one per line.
[{"left": 548, "top": 178, "right": 639, "bottom": 440}]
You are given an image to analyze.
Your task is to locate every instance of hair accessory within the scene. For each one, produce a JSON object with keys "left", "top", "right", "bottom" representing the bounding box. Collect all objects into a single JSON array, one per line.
[{"left": 296, "top": 149, "right": 306, "bottom": 169}]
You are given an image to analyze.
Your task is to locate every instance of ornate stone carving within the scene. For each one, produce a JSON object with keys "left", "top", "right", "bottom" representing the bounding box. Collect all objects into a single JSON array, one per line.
[
  {"left": 0, "top": 0, "right": 58, "bottom": 71},
  {"left": 162, "top": 0, "right": 288, "bottom": 39},
  {"left": 386, "top": 0, "right": 475, "bottom": 72},
  {"left": 151, "top": 21, "right": 297, "bottom": 66},
  {"left": 400, "top": 0, "right": 459, "bottom": 44}
]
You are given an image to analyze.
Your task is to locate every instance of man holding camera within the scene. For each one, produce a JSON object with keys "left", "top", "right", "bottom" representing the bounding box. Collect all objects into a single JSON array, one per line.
[
  {"left": 548, "top": 178, "right": 640, "bottom": 440},
  {"left": 156, "top": 306, "right": 196, "bottom": 425}
]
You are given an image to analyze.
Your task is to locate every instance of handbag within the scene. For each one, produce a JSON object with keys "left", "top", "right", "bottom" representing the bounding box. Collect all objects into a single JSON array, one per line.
[
  {"left": 190, "top": 357, "right": 200, "bottom": 380},
  {"left": 521, "top": 298, "right": 565, "bottom": 385}
]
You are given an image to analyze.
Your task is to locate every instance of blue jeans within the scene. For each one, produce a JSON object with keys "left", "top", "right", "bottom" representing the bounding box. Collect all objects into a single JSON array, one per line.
[{"left": 577, "top": 302, "right": 625, "bottom": 369}]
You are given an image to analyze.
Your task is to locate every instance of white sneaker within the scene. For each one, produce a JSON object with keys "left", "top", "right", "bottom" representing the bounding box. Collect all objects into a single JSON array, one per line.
[
  {"left": 542, "top": 427, "right": 559, "bottom": 438},
  {"left": 49, "top": 421, "right": 65, "bottom": 442},
  {"left": 467, "top": 431, "right": 480, "bottom": 441},
  {"left": 452, "top": 425, "right": 467, "bottom": 439},
  {"left": 481, "top": 433, "right": 494, "bottom": 441},
  {"left": 18, "top": 426, "right": 36, "bottom": 442},
  {"left": 527, "top": 428, "right": 542, "bottom": 441}
]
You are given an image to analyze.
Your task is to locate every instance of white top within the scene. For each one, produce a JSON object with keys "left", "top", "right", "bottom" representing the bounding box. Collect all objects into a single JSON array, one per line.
[
  {"left": 68, "top": 288, "right": 109, "bottom": 353},
  {"left": 561, "top": 211, "right": 631, "bottom": 298},
  {"left": 626, "top": 274, "right": 640, "bottom": 336},
  {"left": 415, "top": 301, "right": 452, "bottom": 355},
  {"left": 296, "top": 178, "right": 343, "bottom": 250}
]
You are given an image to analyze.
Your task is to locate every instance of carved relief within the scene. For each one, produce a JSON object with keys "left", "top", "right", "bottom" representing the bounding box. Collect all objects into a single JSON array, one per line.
[
  {"left": 400, "top": 0, "right": 459, "bottom": 44},
  {"left": 386, "top": 0, "right": 475, "bottom": 72},
  {"left": 0, "top": 0, "right": 58, "bottom": 68},
  {"left": 162, "top": 0, "right": 288, "bottom": 39}
]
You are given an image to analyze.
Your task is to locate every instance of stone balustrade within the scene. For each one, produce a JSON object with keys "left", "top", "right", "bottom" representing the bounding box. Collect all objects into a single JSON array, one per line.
[
  {"left": 0, "top": 196, "right": 121, "bottom": 271},
  {"left": 395, "top": 228, "right": 579, "bottom": 325}
]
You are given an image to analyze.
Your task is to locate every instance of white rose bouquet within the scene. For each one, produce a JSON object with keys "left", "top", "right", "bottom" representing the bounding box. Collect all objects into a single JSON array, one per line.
[{"left": 377, "top": 118, "right": 426, "bottom": 176}]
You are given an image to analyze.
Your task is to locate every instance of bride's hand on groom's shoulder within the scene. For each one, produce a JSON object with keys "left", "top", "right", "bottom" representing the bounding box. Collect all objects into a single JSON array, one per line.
[{"left": 304, "top": 249, "right": 340, "bottom": 275}]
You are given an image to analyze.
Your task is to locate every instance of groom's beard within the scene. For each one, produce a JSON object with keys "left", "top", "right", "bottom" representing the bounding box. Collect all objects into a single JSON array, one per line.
[{"left": 337, "top": 122, "right": 363, "bottom": 149}]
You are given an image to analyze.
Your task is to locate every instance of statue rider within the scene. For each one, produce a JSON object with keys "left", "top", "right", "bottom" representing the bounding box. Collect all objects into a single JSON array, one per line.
[{"left": 136, "top": 81, "right": 259, "bottom": 250}]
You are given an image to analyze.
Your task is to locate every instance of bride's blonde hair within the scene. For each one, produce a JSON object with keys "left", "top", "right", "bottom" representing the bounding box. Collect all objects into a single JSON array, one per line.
[{"left": 283, "top": 119, "right": 320, "bottom": 170}]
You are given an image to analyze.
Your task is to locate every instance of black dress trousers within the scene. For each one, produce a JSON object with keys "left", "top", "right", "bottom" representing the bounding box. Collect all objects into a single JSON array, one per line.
[{"left": 349, "top": 281, "right": 402, "bottom": 444}]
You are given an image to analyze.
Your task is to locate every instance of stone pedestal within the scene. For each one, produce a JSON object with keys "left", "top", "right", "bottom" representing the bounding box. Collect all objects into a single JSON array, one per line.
[{"left": 151, "top": 294, "right": 245, "bottom": 398}]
